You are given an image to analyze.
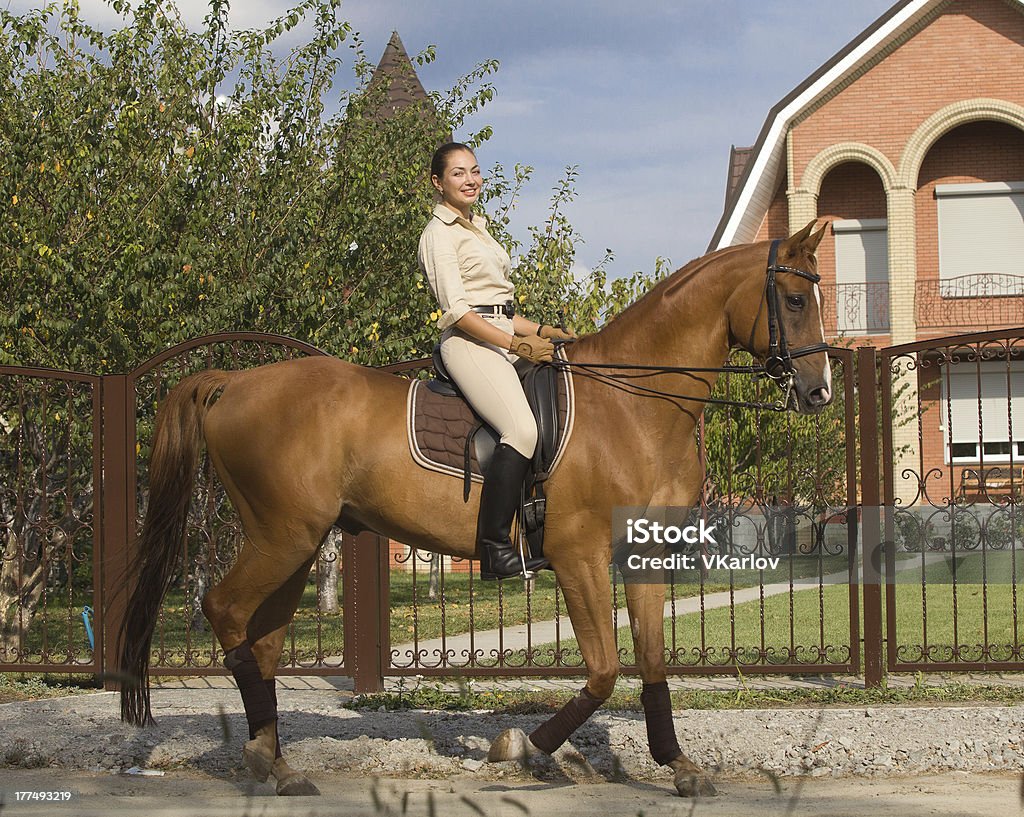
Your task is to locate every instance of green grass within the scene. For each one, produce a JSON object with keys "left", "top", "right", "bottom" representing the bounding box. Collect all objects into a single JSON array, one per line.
[
  {"left": 530, "top": 583, "right": 858, "bottom": 669},
  {"left": 0, "top": 673, "right": 101, "bottom": 704},
  {"left": 528, "top": 562, "right": 1024, "bottom": 669},
  {"left": 8, "top": 552, "right": 1024, "bottom": 671},
  {"left": 347, "top": 677, "right": 1024, "bottom": 712}
]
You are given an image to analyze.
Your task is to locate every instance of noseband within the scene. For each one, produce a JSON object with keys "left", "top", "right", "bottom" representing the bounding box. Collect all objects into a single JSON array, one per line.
[{"left": 757, "top": 239, "right": 830, "bottom": 396}]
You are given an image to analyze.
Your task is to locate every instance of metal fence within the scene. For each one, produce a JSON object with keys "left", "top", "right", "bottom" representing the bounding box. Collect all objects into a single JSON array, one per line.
[{"left": 1, "top": 329, "right": 1021, "bottom": 689}]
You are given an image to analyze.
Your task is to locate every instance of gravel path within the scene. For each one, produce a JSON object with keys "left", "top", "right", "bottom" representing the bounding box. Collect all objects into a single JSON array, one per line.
[{"left": 1, "top": 687, "right": 1022, "bottom": 783}]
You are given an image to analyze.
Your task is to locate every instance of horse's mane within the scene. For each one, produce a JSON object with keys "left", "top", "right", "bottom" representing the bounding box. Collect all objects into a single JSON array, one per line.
[{"left": 578, "top": 242, "right": 753, "bottom": 348}]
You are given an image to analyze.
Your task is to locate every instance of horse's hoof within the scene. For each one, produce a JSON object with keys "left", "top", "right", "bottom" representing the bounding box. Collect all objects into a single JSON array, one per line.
[
  {"left": 242, "top": 739, "right": 275, "bottom": 783},
  {"left": 276, "top": 772, "right": 320, "bottom": 796},
  {"left": 271, "top": 758, "right": 320, "bottom": 796},
  {"left": 487, "top": 728, "right": 540, "bottom": 762},
  {"left": 673, "top": 769, "right": 718, "bottom": 798}
]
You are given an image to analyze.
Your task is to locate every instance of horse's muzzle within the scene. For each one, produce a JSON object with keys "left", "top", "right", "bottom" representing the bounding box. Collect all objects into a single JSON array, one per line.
[{"left": 794, "top": 382, "right": 832, "bottom": 414}]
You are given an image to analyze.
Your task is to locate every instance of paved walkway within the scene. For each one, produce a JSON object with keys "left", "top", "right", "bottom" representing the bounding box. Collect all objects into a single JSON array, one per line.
[{"left": 153, "top": 554, "right": 980, "bottom": 695}]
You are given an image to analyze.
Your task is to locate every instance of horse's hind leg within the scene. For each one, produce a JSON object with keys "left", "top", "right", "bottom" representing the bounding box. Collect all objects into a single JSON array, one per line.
[
  {"left": 244, "top": 554, "right": 321, "bottom": 796},
  {"left": 201, "top": 536, "right": 321, "bottom": 793},
  {"left": 624, "top": 581, "right": 716, "bottom": 797}
]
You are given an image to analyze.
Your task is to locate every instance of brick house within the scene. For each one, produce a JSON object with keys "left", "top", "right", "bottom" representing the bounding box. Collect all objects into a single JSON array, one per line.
[{"left": 711, "top": 0, "right": 1024, "bottom": 504}]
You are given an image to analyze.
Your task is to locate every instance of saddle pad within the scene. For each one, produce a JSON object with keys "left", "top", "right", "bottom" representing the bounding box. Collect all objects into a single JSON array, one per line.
[{"left": 406, "top": 361, "right": 575, "bottom": 484}]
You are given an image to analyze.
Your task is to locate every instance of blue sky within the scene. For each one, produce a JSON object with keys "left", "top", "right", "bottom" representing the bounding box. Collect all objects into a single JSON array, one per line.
[{"left": 8, "top": 0, "right": 897, "bottom": 277}]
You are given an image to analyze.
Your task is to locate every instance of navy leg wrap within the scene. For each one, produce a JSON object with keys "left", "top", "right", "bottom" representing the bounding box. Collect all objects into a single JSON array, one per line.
[
  {"left": 641, "top": 680, "right": 681, "bottom": 766},
  {"left": 223, "top": 642, "right": 277, "bottom": 736},
  {"left": 529, "top": 687, "right": 605, "bottom": 754}
]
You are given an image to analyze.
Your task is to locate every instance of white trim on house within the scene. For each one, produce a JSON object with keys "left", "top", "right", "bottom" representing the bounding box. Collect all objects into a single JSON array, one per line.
[
  {"left": 712, "top": 0, "right": 1024, "bottom": 250},
  {"left": 833, "top": 218, "right": 888, "bottom": 233},
  {"left": 934, "top": 181, "right": 1024, "bottom": 197}
]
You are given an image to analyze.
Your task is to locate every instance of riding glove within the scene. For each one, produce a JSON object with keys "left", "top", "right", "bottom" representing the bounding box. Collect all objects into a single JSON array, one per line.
[
  {"left": 509, "top": 333, "right": 555, "bottom": 363},
  {"left": 539, "top": 325, "right": 577, "bottom": 341}
]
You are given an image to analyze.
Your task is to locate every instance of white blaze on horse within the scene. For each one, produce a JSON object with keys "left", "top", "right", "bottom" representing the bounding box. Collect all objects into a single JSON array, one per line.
[{"left": 118, "top": 222, "right": 830, "bottom": 797}]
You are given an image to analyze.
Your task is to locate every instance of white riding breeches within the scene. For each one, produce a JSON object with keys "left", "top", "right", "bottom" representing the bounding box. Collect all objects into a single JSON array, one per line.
[{"left": 439, "top": 315, "right": 538, "bottom": 459}]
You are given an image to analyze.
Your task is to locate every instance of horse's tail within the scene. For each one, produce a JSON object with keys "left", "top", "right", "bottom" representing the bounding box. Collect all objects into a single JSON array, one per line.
[{"left": 119, "top": 369, "right": 231, "bottom": 726}]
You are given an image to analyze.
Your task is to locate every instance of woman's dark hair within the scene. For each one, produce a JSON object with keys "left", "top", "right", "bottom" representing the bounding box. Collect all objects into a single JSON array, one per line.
[{"left": 430, "top": 142, "right": 475, "bottom": 179}]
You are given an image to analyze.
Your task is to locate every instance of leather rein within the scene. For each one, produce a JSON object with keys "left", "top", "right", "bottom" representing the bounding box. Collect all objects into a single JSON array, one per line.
[{"left": 551, "top": 239, "right": 829, "bottom": 413}]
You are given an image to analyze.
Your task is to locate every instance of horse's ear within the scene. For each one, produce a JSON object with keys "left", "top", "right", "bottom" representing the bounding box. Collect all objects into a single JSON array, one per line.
[
  {"left": 805, "top": 221, "right": 827, "bottom": 254},
  {"left": 782, "top": 220, "right": 826, "bottom": 256}
]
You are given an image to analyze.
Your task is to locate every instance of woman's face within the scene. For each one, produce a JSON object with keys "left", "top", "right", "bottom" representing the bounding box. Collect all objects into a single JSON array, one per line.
[{"left": 433, "top": 149, "right": 482, "bottom": 213}]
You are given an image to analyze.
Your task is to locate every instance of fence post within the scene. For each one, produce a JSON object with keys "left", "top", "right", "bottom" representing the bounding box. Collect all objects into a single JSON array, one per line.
[
  {"left": 99, "top": 374, "right": 133, "bottom": 690},
  {"left": 857, "top": 347, "right": 884, "bottom": 688},
  {"left": 343, "top": 530, "right": 387, "bottom": 693}
]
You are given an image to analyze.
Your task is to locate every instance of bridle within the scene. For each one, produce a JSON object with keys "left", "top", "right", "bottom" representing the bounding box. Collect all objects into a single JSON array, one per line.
[
  {"left": 753, "top": 238, "right": 830, "bottom": 403},
  {"left": 551, "top": 239, "right": 830, "bottom": 413}
]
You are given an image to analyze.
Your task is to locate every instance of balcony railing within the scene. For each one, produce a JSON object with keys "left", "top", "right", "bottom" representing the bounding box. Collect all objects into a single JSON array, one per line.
[
  {"left": 819, "top": 283, "right": 890, "bottom": 335},
  {"left": 819, "top": 276, "right": 1024, "bottom": 336},
  {"left": 917, "top": 275, "right": 1024, "bottom": 331}
]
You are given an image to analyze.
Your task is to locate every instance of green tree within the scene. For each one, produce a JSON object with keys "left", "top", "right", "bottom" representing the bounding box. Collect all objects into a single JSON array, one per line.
[
  {"left": 0, "top": 0, "right": 494, "bottom": 370},
  {"left": 701, "top": 353, "right": 850, "bottom": 508}
]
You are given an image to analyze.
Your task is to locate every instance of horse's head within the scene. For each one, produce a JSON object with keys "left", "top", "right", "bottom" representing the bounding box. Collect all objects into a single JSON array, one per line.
[{"left": 729, "top": 220, "right": 832, "bottom": 415}]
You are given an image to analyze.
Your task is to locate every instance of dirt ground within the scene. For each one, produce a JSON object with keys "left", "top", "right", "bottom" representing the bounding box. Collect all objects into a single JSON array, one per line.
[
  {"left": 2, "top": 685, "right": 1022, "bottom": 816},
  {"left": 1, "top": 767, "right": 1021, "bottom": 817}
]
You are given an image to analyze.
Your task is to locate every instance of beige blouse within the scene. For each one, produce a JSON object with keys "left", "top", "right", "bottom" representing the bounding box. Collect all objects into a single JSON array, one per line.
[{"left": 417, "top": 203, "right": 514, "bottom": 331}]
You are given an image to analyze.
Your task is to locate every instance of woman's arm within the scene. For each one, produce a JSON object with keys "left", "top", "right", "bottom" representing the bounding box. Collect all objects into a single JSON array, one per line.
[
  {"left": 452, "top": 312, "right": 555, "bottom": 363},
  {"left": 512, "top": 314, "right": 540, "bottom": 337},
  {"left": 452, "top": 311, "right": 515, "bottom": 348}
]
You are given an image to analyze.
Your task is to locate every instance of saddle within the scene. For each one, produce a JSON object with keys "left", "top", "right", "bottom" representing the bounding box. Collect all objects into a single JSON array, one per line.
[{"left": 406, "top": 345, "right": 575, "bottom": 558}]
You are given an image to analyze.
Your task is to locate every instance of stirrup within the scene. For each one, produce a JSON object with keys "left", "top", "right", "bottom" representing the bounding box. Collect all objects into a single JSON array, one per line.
[{"left": 480, "top": 564, "right": 542, "bottom": 582}]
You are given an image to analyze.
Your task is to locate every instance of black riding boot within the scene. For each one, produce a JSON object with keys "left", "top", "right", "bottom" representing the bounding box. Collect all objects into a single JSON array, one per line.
[{"left": 478, "top": 443, "right": 550, "bottom": 580}]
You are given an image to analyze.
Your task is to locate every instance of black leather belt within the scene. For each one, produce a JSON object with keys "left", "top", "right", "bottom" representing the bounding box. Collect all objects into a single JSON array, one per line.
[{"left": 472, "top": 302, "right": 515, "bottom": 318}]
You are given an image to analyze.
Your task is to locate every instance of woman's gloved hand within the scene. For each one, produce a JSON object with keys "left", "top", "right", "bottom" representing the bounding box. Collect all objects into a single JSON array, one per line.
[
  {"left": 509, "top": 333, "right": 555, "bottom": 363},
  {"left": 539, "top": 325, "right": 577, "bottom": 341}
]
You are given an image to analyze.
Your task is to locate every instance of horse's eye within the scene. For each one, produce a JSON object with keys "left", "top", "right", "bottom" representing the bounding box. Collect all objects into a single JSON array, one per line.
[{"left": 786, "top": 295, "right": 805, "bottom": 310}]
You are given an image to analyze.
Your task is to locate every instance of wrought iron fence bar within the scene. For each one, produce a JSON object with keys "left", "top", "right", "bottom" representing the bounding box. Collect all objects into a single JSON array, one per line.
[{"left": 857, "top": 347, "right": 884, "bottom": 687}]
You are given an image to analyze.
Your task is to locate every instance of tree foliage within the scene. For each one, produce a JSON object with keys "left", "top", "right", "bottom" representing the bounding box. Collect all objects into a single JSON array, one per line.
[
  {"left": 701, "top": 353, "right": 850, "bottom": 508},
  {"left": 0, "top": 0, "right": 495, "bottom": 370}
]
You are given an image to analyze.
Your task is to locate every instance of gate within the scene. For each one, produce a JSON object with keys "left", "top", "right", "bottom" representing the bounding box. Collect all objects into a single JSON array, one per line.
[
  {"left": 0, "top": 366, "right": 101, "bottom": 674},
  {"left": 878, "top": 329, "right": 1024, "bottom": 673}
]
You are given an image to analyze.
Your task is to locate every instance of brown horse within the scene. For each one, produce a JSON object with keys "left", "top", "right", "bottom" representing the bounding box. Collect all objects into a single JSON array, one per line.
[{"left": 119, "top": 221, "right": 830, "bottom": 797}]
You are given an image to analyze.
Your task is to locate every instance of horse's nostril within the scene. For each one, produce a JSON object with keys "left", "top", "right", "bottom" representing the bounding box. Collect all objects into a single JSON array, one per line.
[{"left": 809, "top": 387, "right": 832, "bottom": 406}]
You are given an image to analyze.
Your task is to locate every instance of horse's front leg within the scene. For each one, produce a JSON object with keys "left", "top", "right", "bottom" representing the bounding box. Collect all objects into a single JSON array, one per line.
[
  {"left": 624, "top": 580, "right": 717, "bottom": 797},
  {"left": 488, "top": 552, "right": 619, "bottom": 763}
]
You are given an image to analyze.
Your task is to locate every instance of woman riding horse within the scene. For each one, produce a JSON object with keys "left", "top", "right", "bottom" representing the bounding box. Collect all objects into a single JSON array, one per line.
[{"left": 419, "top": 141, "right": 573, "bottom": 580}]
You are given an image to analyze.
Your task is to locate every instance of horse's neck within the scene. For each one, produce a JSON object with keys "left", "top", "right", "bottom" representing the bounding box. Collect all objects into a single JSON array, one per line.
[{"left": 573, "top": 250, "right": 741, "bottom": 377}]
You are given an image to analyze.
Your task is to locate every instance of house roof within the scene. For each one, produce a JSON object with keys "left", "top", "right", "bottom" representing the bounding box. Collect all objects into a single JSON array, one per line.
[
  {"left": 708, "top": 0, "right": 1024, "bottom": 251},
  {"left": 725, "top": 146, "right": 753, "bottom": 205}
]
